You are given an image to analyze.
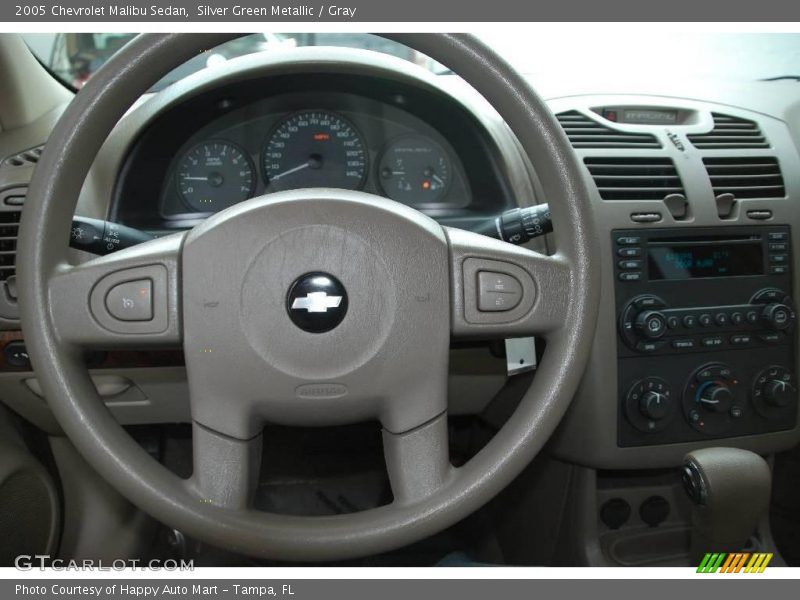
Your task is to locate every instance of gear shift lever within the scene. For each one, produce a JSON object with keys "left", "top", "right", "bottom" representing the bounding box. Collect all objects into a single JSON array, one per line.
[{"left": 682, "top": 448, "right": 772, "bottom": 564}]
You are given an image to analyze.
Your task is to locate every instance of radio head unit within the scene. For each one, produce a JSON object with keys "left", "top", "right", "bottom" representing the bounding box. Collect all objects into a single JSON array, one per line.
[{"left": 613, "top": 226, "right": 796, "bottom": 447}]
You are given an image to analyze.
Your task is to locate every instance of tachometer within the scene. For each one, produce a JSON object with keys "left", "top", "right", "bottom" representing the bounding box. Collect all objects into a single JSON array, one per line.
[
  {"left": 378, "top": 135, "right": 451, "bottom": 204},
  {"left": 262, "top": 111, "right": 367, "bottom": 192},
  {"left": 177, "top": 141, "right": 255, "bottom": 212}
]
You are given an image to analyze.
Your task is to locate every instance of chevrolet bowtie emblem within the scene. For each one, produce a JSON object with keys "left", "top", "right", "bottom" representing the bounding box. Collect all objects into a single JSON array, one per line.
[
  {"left": 291, "top": 291, "right": 343, "bottom": 313},
  {"left": 286, "top": 272, "right": 348, "bottom": 333}
]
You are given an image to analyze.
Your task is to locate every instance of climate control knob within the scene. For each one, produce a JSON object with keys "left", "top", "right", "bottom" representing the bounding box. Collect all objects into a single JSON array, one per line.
[
  {"left": 683, "top": 363, "right": 743, "bottom": 435},
  {"left": 752, "top": 366, "right": 795, "bottom": 418},
  {"left": 764, "top": 380, "right": 794, "bottom": 408},
  {"left": 635, "top": 310, "right": 667, "bottom": 339},
  {"left": 639, "top": 391, "right": 670, "bottom": 420},
  {"left": 624, "top": 377, "right": 675, "bottom": 433},
  {"left": 698, "top": 383, "right": 734, "bottom": 414},
  {"left": 761, "top": 303, "right": 795, "bottom": 331}
]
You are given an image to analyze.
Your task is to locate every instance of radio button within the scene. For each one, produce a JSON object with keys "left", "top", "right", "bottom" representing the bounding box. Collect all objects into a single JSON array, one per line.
[
  {"left": 730, "top": 334, "right": 752, "bottom": 345},
  {"left": 618, "top": 259, "right": 643, "bottom": 270},
  {"left": 770, "top": 266, "right": 789, "bottom": 275},
  {"left": 634, "top": 296, "right": 665, "bottom": 310},
  {"left": 730, "top": 312, "right": 744, "bottom": 326},
  {"left": 682, "top": 314, "right": 698, "bottom": 328},
  {"left": 768, "top": 232, "right": 788, "bottom": 241},
  {"left": 698, "top": 313, "right": 713, "bottom": 327},
  {"left": 616, "top": 236, "right": 641, "bottom": 246},
  {"left": 701, "top": 336, "right": 724, "bottom": 347},
  {"left": 672, "top": 339, "right": 696, "bottom": 349},
  {"left": 769, "top": 242, "right": 787, "bottom": 252},
  {"left": 769, "top": 254, "right": 789, "bottom": 264},
  {"left": 759, "top": 332, "right": 782, "bottom": 344},
  {"left": 618, "top": 247, "right": 642, "bottom": 258},
  {"left": 619, "top": 272, "right": 642, "bottom": 282},
  {"left": 753, "top": 289, "right": 786, "bottom": 303},
  {"left": 746, "top": 310, "right": 759, "bottom": 324},
  {"left": 714, "top": 313, "right": 729, "bottom": 326},
  {"left": 636, "top": 340, "right": 667, "bottom": 353},
  {"left": 667, "top": 316, "right": 680, "bottom": 329}
]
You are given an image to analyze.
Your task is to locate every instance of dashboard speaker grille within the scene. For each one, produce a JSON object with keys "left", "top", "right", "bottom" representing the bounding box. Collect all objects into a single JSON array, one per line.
[
  {"left": 583, "top": 157, "right": 684, "bottom": 201},
  {"left": 556, "top": 111, "right": 661, "bottom": 149},
  {"left": 687, "top": 113, "right": 769, "bottom": 149},
  {"left": 703, "top": 156, "right": 786, "bottom": 199}
]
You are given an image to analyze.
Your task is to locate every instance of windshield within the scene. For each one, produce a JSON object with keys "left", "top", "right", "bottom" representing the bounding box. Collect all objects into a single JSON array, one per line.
[
  {"left": 21, "top": 33, "right": 440, "bottom": 91},
  {"left": 21, "top": 32, "right": 800, "bottom": 91}
]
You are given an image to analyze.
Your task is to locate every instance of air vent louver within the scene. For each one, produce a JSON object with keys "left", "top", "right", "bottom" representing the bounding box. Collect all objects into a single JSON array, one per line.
[
  {"left": 0, "top": 210, "right": 20, "bottom": 283},
  {"left": 556, "top": 111, "right": 661, "bottom": 149},
  {"left": 583, "top": 157, "right": 684, "bottom": 201},
  {"left": 688, "top": 114, "right": 769, "bottom": 149},
  {"left": 2, "top": 145, "right": 44, "bottom": 168},
  {"left": 703, "top": 157, "right": 785, "bottom": 199}
]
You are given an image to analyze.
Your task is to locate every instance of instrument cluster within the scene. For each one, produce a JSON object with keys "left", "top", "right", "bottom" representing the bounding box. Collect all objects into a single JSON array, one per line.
[{"left": 162, "top": 100, "right": 466, "bottom": 219}]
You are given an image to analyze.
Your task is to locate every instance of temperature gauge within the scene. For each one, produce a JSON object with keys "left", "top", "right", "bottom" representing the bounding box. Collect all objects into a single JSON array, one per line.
[{"left": 379, "top": 135, "right": 451, "bottom": 204}]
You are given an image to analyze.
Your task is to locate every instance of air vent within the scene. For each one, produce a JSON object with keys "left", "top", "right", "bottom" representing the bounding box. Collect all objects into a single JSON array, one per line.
[
  {"left": 3, "top": 145, "right": 44, "bottom": 169},
  {"left": 688, "top": 114, "right": 769, "bottom": 149},
  {"left": 583, "top": 157, "right": 684, "bottom": 201},
  {"left": 556, "top": 111, "right": 661, "bottom": 149},
  {"left": 0, "top": 210, "right": 20, "bottom": 283},
  {"left": 703, "top": 157, "right": 785, "bottom": 199}
]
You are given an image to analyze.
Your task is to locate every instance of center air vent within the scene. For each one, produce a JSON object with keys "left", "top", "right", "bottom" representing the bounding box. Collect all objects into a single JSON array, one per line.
[
  {"left": 583, "top": 157, "right": 684, "bottom": 201},
  {"left": 687, "top": 113, "right": 769, "bottom": 149},
  {"left": 556, "top": 111, "right": 661, "bottom": 149},
  {"left": 703, "top": 157, "right": 785, "bottom": 199}
]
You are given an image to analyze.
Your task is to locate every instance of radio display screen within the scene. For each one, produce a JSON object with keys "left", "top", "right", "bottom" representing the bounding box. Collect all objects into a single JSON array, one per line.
[{"left": 648, "top": 241, "right": 764, "bottom": 280}]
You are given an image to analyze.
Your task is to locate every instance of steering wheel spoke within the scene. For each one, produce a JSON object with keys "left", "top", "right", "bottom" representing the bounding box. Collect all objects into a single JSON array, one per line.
[
  {"left": 47, "top": 233, "right": 184, "bottom": 349},
  {"left": 446, "top": 226, "right": 571, "bottom": 340},
  {"left": 382, "top": 412, "right": 452, "bottom": 505},
  {"left": 187, "top": 422, "right": 262, "bottom": 510}
]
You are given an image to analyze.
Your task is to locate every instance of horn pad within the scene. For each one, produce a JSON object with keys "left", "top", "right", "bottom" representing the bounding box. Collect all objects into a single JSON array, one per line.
[{"left": 181, "top": 190, "right": 451, "bottom": 439}]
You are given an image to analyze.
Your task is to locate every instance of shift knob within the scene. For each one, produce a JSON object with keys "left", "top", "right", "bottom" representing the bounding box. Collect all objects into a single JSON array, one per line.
[{"left": 683, "top": 448, "right": 771, "bottom": 564}]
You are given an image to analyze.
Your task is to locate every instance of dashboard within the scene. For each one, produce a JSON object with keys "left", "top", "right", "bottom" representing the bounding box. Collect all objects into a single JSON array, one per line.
[
  {"left": 2, "top": 46, "right": 800, "bottom": 474},
  {"left": 110, "top": 72, "right": 516, "bottom": 232}
]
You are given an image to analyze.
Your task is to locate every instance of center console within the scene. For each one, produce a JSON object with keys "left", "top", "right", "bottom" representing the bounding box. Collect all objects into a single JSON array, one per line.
[{"left": 614, "top": 225, "right": 797, "bottom": 447}]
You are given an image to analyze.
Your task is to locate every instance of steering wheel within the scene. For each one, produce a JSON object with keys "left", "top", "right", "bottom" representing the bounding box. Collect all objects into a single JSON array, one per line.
[{"left": 17, "top": 34, "right": 598, "bottom": 561}]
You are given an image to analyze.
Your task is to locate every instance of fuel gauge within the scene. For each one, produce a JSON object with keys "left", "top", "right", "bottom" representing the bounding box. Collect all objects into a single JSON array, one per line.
[{"left": 379, "top": 135, "right": 450, "bottom": 204}]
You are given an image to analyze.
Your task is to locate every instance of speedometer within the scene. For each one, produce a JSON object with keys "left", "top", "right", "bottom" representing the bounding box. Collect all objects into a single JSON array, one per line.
[{"left": 262, "top": 111, "right": 367, "bottom": 192}]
